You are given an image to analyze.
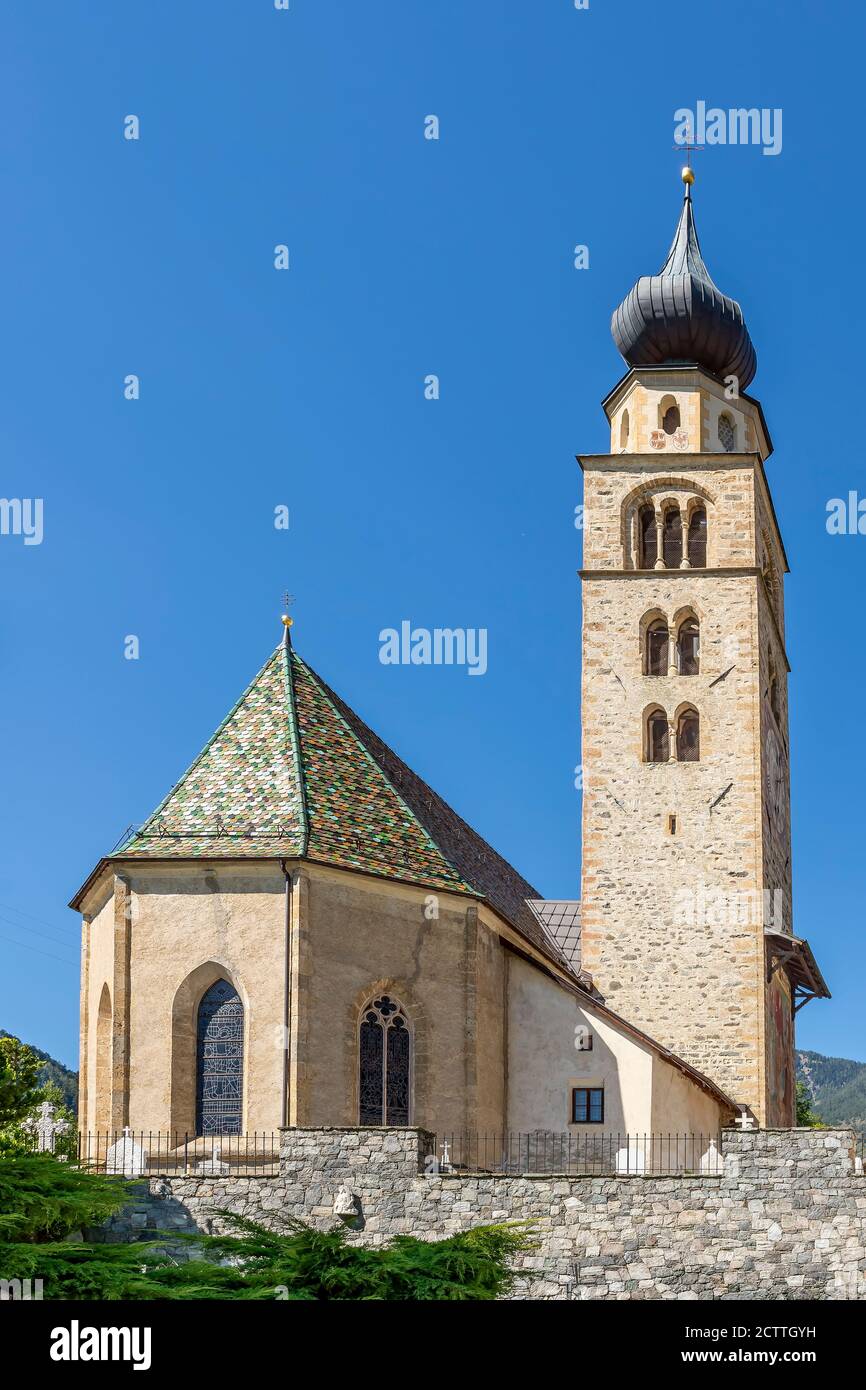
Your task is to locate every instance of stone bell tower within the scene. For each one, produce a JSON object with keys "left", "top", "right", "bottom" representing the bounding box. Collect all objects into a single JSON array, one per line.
[{"left": 578, "top": 171, "right": 828, "bottom": 1125}]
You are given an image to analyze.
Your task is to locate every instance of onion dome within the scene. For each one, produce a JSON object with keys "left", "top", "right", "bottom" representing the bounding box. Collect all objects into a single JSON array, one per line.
[{"left": 611, "top": 173, "right": 756, "bottom": 389}]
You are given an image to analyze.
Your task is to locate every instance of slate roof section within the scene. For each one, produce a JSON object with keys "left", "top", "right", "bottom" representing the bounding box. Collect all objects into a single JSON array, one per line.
[
  {"left": 527, "top": 899, "right": 582, "bottom": 972},
  {"left": 108, "top": 638, "right": 569, "bottom": 970}
]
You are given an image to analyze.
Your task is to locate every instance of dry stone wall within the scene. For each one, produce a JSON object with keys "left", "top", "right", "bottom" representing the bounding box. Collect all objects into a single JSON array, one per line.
[{"left": 93, "top": 1127, "right": 866, "bottom": 1300}]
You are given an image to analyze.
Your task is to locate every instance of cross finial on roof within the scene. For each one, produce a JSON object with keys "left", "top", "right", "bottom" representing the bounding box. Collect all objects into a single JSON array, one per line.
[{"left": 281, "top": 591, "right": 295, "bottom": 647}]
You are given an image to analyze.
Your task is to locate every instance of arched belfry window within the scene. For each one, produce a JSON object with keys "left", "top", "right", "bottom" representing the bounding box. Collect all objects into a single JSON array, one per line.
[
  {"left": 645, "top": 620, "right": 669, "bottom": 676},
  {"left": 663, "top": 403, "right": 680, "bottom": 435},
  {"left": 639, "top": 505, "right": 657, "bottom": 568},
  {"left": 663, "top": 506, "right": 682, "bottom": 569},
  {"left": 196, "top": 979, "right": 243, "bottom": 1136},
  {"left": 359, "top": 995, "right": 411, "bottom": 1125},
  {"left": 619, "top": 410, "right": 630, "bottom": 449},
  {"left": 676, "top": 708, "right": 700, "bottom": 762},
  {"left": 677, "top": 619, "right": 700, "bottom": 675},
  {"left": 646, "top": 708, "right": 670, "bottom": 764},
  {"left": 687, "top": 506, "right": 707, "bottom": 567},
  {"left": 718, "top": 413, "right": 736, "bottom": 452}
]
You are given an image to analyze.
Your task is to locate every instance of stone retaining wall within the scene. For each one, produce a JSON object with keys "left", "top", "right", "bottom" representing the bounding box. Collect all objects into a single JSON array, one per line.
[{"left": 94, "top": 1127, "right": 866, "bottom": 1300}]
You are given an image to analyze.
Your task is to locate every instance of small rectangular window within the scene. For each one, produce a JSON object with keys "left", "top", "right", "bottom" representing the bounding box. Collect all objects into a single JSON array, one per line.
[
  {"left": 572, "top": 1086, "right": 604, "bottom": 1124},
  {"left": 667, "top": 814, "right": 677, "bottom": 835}
]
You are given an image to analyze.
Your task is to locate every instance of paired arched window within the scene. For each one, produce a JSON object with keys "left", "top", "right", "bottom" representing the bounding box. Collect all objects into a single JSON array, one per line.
[
  {"left": 718, "top": 413, "right": 736, "bottom": 452},
  {"left": 196, "top": 979, "right": 244, "bottom": 1137},
  {"left": 643, "top": 612, "right": 700, "bottom": 676},
  {"left": 687, "top": 507, "right": 707, "bottom": 567},
  {"left": 359, "top": 994, "right": 411, "bottom": 1125},
  {"left": 662, "top": 506, "right": 683, "bottom": 568},
  {"left": 644, "top": 707, "right": 701, "bottom": 763}
]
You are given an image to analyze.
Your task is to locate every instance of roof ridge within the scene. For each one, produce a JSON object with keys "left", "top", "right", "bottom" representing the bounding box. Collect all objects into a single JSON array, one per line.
[
  {"left": 282, "top": 642, "right": 310, "bottom": 856},
  {"left": 291, "top": 650, "right": 474, "bottom": 892}
]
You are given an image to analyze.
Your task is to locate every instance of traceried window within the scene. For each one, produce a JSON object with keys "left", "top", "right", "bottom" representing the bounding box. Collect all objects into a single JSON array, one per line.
[
  {"left": 572, "top": 1087, "right": 604, "bottom": 1124},
  {"left": 687, "top": 506, "right": 707, "bottom": 567},
  {"left": 647, "top": 709, "right": 670, "bottom": 763},
  {"left": 639, "top": 505, "right": 657, "bottom": 568},
  {"left": 359, "top": 995, "right": 411, "bottom": 1126},
  {"left": 645, "top": 620, "right": 669, "bottom": 676},
  {"left": 677, "top": 619, "right": 700, "bottom": 676},
  {"left": 663, "top": 506, "right": 682, "bottom": 569},
  {"left": 196, "top": 979, "right": 243, "bottom": 1137},
  {"left": 676, "top": 708, "right": 700, "bottom": 762},
  {"left": 718, "top": 413, "right": 736, "bottom": 452}
]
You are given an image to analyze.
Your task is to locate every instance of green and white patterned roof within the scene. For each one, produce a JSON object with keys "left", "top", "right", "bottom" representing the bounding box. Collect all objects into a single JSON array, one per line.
[{"left": 107, "top": 637, "right": 559, "bottom": 959}]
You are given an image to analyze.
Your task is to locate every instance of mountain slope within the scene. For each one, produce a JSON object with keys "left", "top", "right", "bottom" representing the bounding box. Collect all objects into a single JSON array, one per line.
[
  {"left": 797, "top": 1049, "right": 866, "bottom": 1129},
  {"left": 0, "top": 1029, "right": 78, "bottom": 1112}
]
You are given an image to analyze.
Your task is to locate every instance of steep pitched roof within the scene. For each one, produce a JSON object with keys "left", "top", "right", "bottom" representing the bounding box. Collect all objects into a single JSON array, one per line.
[{"left": 105, "top": 638, "right": 564, "bottom": 966}]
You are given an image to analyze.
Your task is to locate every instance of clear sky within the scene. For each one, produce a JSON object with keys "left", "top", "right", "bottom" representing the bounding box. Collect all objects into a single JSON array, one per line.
[{"left": 0, "top": 0, "right": 862, "bottom": 1070}]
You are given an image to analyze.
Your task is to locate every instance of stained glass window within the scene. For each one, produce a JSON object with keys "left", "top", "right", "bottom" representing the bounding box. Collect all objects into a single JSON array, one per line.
[
  {"left": 359, "top": 995, "right": 411, "bottom": 1125},
  {"left": 196, "top": 979, "right": 243, "bottom": 1136}
]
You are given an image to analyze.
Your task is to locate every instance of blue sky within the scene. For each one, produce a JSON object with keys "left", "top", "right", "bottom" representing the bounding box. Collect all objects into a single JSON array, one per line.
[{"left": 0, "top": 0, "right": 862, "bottom": 1069}]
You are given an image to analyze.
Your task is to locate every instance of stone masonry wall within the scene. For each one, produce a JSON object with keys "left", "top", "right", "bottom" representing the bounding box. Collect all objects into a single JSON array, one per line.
[{"left": 94, "top": 1127, "right": 866, "bottom": 1300}]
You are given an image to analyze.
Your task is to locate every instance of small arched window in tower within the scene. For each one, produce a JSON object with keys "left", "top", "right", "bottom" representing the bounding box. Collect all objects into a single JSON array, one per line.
[
  {"left": 645, "top": 620, "right": 669, "bottom": 676},
  {"left": 687, "top": 506, "right": 707, "bottom": 567},
  {"left": 676, "top": 708, "right": 700, "bottom": 762},
  {"left": 677, "top": 619, "right": 700, "bottom": 676},
  {"left": 646, "top": 708, "right": 670, "bottom": 763},
  {"left": 718, "top": 413, "right": 736, "bottom": 452},
  {"left": 619, "top": 409, "right": 630, "bottom": 450},
  {"left": 663, "top": 403, "right": 680, "bottom": 435},
  {"left": 639, "top": 504, "right": 658, "bottom": 568},
  {"left": 663, "top": 506, "right": 682, "bottom": 568},
  {"left": 359, "top": 994, "right": 411, "bottom": 1125}
]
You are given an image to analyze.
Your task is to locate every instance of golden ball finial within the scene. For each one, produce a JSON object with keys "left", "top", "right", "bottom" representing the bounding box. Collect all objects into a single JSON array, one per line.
[
  {"left": 281, "top": 614, "right": 293, "bottom": 628},
  {"left": 681, "top": 165, "right": 695, "bottom": 186}
]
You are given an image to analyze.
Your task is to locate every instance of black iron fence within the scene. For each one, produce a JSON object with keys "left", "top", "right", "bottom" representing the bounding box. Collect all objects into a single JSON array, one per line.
[
  {"left": 426, "top": 1131, "right": 724, "bottom": 1176},
  {"left": 74, "top": 1132, "right": 280, "bottom": 1177}
]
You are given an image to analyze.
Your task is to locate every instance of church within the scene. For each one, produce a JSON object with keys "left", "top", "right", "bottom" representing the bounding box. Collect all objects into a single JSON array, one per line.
[{"left": 72, "top": 171, "right": 829, "bottom": 1146}]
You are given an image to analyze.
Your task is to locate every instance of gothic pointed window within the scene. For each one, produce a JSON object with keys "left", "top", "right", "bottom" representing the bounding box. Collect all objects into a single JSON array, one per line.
[
  {"left": 646, "top": 620, "right": 669, "bottom": 676},
  {"left": 677, "top": 619, "right": 700, "bottom": 675},
  {"left": 718, "top": 413, "right": 736, "bottom": 452},
  {"left": 196, "top": 979, "right": 243, "bottom": 1137},
  {"left": 647, "top": 709, "right": 670, "bottom": 763},
  {"left": 359, "top": 995, "right": 411, "bottom": 1125},
  {"left": 676, "top": 708, "right": 700, "bottom": 762},
  {"left": 687, "top": 506, "right": 707, "bottom": 567},
  {"left": 663, "top": 507, "right": 682, "bottom": 568},
  {"left": 639, "top": 505, "right": 657, "bottom": 568}
]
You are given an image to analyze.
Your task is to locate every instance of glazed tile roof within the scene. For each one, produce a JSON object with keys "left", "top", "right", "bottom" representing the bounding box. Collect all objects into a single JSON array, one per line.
[{"left": 110, "top": 638, "right": 568, "bottom": 967}]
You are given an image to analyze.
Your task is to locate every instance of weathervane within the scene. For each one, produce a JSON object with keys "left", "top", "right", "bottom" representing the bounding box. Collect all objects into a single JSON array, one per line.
[{"left": 281, "top": 590, "right": 295, "bottom": 639}]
